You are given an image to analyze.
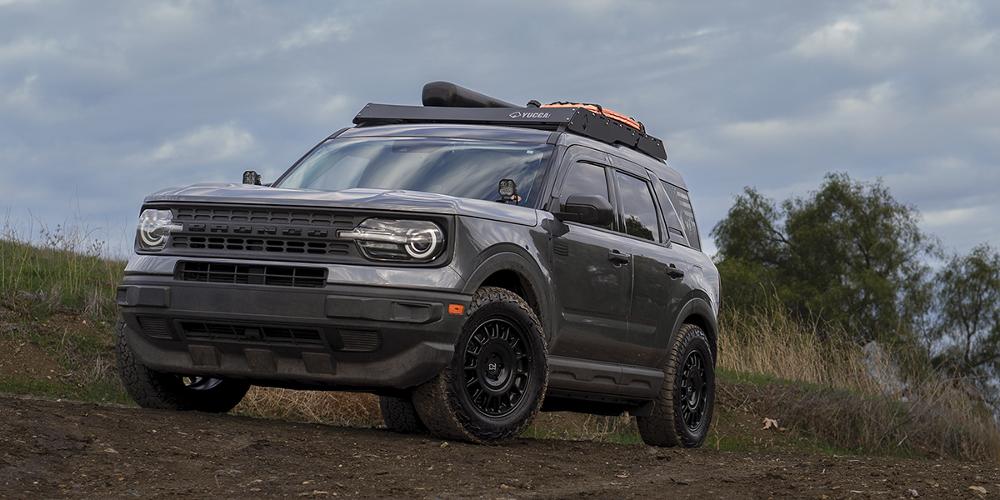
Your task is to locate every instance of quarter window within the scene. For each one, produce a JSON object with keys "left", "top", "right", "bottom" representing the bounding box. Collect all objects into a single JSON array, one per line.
[
  {"left": 655, "top": 181, "right": 688, "bottom": 246},
  {"left": 614, "top": 172, "right": 660, "bottom": 242},
  {"left": 662, "top": 181, "right": 701, "bottom": 250},
  {"left": 560, "top": 162, "right": 612, "bottom": 230}
]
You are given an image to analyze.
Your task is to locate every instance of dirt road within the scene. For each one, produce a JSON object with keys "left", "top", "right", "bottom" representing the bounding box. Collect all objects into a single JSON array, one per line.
[{"left": 0, "top": 395, "right": 996, "bottom": 498}]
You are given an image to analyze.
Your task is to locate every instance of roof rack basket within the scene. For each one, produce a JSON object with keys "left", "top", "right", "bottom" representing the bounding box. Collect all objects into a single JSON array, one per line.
[{"left": 352, "top": 83, "right": 667, "bottom": 161}]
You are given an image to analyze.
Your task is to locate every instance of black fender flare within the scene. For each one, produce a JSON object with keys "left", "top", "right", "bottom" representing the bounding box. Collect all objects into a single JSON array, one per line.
[
  {"left": 461, "top": 245, "right": 556, "bottom": 339},
  {"left": 668, "top": 294, "right": 719, "bottom": 361}
]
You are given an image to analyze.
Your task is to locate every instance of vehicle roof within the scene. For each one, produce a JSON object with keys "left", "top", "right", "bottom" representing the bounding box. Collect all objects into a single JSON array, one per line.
[
  {"left": 337, "top": 123, "right": 687, "bottom": 189},
  {"left": 556, "top": 132, "right": 686, "bottom": 189}
]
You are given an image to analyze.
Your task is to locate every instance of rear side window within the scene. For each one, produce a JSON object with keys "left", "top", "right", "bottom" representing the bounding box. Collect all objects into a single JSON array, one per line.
[
  {"left": 560, "top": 162, "right": 612, "bottom": 230},
  {"left": 661, "top": 181, "right": 701, "bottom": 250},
  {"left": 614, "top": 172, "right": 660, "bottom": 242}
]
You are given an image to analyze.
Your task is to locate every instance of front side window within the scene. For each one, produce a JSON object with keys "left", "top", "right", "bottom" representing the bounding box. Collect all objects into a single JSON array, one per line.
[
  {"left": 559, "top": 162, "right": 612, "bottom": 230},
  {"left": 276, "top": 137, "right": 553, "bottom": 207},
  {"left": 615, "top": 172, "right": 660, "bottom": 242}
]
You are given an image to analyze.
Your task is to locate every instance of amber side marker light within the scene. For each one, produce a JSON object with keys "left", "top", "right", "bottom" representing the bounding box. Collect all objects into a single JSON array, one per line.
[{"left": 448, "top": 304, "right": 465, "bottom": 316}]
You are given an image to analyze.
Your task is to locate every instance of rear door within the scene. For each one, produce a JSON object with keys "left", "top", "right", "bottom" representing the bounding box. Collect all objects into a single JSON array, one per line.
[
  {"left": 608, "top": 161, "right": 690, "bottom": 368},
  {"left": 548, "top": 147, "right": 632, "bottom": 363}
]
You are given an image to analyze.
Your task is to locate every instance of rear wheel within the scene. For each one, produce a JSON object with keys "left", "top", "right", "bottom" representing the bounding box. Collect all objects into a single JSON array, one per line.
[
  {"left": 379, "top": 395, "right": 426, "bottom": 434},
  {"left": 637, "top": 323, "right": 715, "bottom": 447},
  {"left": 115, "top": 320, "right": 250, "bottom": 413},
  {"left": 412, "top": 287, "right": 548, "bottom": 443}
]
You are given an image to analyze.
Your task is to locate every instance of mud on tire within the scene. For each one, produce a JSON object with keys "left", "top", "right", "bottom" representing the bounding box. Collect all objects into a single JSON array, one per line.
[
  {"left": 412, "top": 287, "right": 548, "bottom": 443},
  {"left": 637, "top": 323, "right": 715, "bottom": 447},
  {"left": 379, "top": 395, "right": 426, "bottom": 434},
  {"left": 115, "top": 320, "right": 250, "bottom": 413}
]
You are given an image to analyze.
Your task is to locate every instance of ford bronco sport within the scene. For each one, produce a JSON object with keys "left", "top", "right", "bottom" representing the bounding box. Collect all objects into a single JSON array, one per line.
[{"left": 116, "top": 82, "right": 722, "bottom": 446}]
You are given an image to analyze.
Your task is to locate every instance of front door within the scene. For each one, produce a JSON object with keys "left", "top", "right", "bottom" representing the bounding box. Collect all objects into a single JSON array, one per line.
[{"left": 549, "top": 153, "right": 632, "bottom": 363}]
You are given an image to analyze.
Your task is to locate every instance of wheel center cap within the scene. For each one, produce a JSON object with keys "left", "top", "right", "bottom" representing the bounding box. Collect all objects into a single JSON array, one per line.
[{"left": 487, "top": 358, "right": 501, "bottom": 377}]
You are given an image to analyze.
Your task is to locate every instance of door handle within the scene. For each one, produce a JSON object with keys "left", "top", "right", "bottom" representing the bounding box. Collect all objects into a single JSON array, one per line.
[
  {"left": 608, "top": 249, "right": 631, "bottom": 265},
  {"left": 667, "top": 263, "right": 685, "bottom": 279}
]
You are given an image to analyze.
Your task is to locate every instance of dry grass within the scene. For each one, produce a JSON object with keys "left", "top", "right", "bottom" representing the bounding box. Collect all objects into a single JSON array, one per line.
[
  {"left": 235, "top": 388, "right": 382, "bottom": 427},
  {"left": 718, "top": 305, "right": 874, "bottom": 390},
  {"left": 719, "top": 305, "right": 1000, "bottom": 461}
]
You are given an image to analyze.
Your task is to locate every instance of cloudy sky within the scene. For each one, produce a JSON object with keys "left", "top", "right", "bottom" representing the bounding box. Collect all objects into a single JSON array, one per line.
[{"left": 1, "top": 0, "right": 998, "bottom": 257}]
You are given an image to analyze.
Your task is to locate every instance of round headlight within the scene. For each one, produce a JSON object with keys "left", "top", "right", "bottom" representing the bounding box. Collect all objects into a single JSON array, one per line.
[
  {"left": 404, "top": 228, "right": 439, "bottom": 259},
  {"left": 338, "top": 219, "right": 445, "bottom": 262},
  {"left": 137, "top": 209, "right": 180, "bottom": 250}
]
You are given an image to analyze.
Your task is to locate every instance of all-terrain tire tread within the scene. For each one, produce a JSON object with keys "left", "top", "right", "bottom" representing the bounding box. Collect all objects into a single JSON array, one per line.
[
  {"left": 115, "top": 320, "right": 249, "bottom": 413},
  {"left": 379, "top": 395, "right": 427, "bottom": 434},
  {"left": 412, "top": 287, "right": 548, "bottom": 444},
  {"left": 636, "top": 323, "right": 715, "bottom": 447}
]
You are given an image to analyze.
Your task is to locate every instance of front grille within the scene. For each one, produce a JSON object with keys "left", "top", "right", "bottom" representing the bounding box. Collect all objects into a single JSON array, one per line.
[
  {"left": 151, "top": 203, "right": 450, "bottom": 265},
  {"left": 170, "top": 236, "right": 350, "bottom": 256},
  {"left": 174, "top": 206, "right": 356, "bottom": 226},
  {"left": 165, "top": 205, "right": 363, "bottom": 263},
  {"left": 177, "top": 261, "right": 327, "bottom": 288},
  {"left": 181, "top": 321, "right": 323, "bottom": 346}
]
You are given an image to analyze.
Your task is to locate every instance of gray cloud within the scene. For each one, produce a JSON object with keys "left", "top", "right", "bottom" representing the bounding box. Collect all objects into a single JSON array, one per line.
[{"left": 0, "top": 0, "right": 997, "bottom": 257}]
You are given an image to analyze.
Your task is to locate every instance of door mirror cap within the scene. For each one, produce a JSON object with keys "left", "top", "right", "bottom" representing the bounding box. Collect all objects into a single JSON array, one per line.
[{"left": 555, "top": 194, "right": 614, "bottom": 227}]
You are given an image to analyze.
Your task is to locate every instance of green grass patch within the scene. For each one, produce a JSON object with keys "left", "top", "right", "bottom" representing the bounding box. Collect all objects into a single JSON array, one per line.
[
  {"left": 0, "top": 239, "right": 124, "bottom": 322},
  {"left": 0, "top": 374, "right": 129, "bottom": 404}
]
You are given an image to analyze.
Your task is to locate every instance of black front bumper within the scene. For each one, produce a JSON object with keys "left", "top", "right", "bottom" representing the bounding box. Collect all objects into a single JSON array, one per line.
[{"left": 117, "top": 275, "right": 471, "bottom": 391}]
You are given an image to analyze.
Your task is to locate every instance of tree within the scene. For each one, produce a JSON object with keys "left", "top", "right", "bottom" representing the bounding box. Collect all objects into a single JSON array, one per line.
[
  {"left": 710, "top": 188, "right": 787, "bottom": 313},
  {"left": 712, "top": 173, "right": 938, "bottom": 345},
  {"left": 933, "top": 244, "right": 1000, "bottom": 377}
]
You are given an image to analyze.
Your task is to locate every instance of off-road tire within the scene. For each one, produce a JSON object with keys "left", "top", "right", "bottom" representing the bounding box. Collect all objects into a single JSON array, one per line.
[
  {"left": 379, "top": 395, "right": 426, "bottom": 434},
  {"left": 637, "top": 323, "right": 715, "bottom": 447},
  {"left": 115, "top": 320, "right": 250, "bottom": 413},
  {"left": 412, "top": 287, "right": 548, "bottom": 443}
]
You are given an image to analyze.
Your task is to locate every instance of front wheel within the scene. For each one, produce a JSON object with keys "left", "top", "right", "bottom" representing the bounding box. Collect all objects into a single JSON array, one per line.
[
  {"left": 412, "top": 287, "right": 548, "bottom": 443},
  {"left": 637, "top": 323, "right": 715, "bottom": 447},
  {"left": 115, "top": 320, "right": 250, "bottom": 413}
]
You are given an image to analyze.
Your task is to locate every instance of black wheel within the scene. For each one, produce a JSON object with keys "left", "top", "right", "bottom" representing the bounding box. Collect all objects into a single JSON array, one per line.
[
  {"left": 412, "top": 287, "right": 548, "bottom": 443},
  {"left": 379, "top": 395, "right": 426, "bottom": 434},
  {"left": 637, "top": 323, "right": 715, "bottom": 447},
  {"left": 115, "top": 320, "right": 250, "bottom": 413}
]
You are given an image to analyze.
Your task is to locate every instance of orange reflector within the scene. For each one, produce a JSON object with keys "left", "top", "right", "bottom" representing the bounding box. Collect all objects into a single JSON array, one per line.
[{"left": 448, "top": 304, "right": 465, "bottom": 316}]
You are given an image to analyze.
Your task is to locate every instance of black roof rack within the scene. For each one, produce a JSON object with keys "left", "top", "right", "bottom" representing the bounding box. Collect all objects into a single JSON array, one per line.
[
  {"left": 354, "top": 103, "right": 667, "bottom": 162},
  {"left": 351, "top": 82, "right": 667, "bottom": 161}
]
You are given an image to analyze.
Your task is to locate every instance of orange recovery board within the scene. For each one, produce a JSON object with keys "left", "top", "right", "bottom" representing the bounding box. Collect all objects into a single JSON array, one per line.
[{"left": 542, "top": 102, "right": 645, "bottom": 133}]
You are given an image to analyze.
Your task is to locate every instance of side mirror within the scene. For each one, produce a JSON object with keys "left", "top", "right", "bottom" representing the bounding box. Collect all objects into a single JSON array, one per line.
[
  {"left": 242, "top": 170, "right": 262, "bottom": 185},
  {"left": 555, "top": 194, "right": 614, "bottom": 227}
]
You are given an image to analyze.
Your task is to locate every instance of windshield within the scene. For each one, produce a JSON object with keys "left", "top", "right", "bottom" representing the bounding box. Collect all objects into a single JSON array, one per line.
[{"left": 276, "top": 137, "right": 553, "bottom": 207}]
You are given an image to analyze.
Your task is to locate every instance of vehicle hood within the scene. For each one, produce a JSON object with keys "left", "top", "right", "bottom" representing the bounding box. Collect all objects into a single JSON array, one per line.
[{"left": 144, "top": 183, "right": 539, "bottom": 226}]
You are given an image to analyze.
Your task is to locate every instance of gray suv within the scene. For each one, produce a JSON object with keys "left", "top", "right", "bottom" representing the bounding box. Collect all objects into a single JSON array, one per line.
[{"left": 116, "top": 82, "right": 721, "bottom": 447}]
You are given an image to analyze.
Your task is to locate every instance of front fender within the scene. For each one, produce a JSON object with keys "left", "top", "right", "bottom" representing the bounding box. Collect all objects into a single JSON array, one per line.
[{"left": 461, "top": 247, "right": 557, "bottom": 341}]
